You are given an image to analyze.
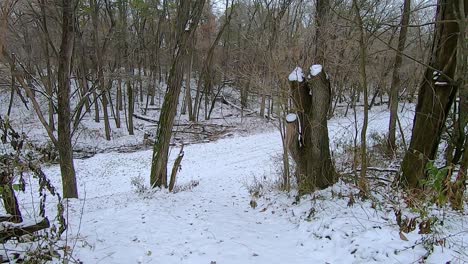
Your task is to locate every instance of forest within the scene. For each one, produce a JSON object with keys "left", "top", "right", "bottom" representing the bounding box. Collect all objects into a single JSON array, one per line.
[{"left": 0, "top": 0, "right": 467, "bottom": 262}]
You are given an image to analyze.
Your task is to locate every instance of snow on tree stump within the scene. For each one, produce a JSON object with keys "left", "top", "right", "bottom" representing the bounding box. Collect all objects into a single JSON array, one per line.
[{"left": 287, "top": 65, "right": 336, "bottom": 194}]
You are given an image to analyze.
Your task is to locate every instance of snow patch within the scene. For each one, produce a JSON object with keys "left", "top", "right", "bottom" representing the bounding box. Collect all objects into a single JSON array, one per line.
[
  {"left": 286, "top": 113, "right": 297, "bottom": 123},
  {"left": 185, "top": 19, "right": 193, "bottom": 31},
  {"left": 433, "top": 71, "right": 441, "bottom": 80},
  {"left": 288, "top": 67, "right": 304, "bottom": 82},
  {"left": 435, "top": 81, "right": 448, "bottom": 86},
  {"left": 310, "top": 64, "right": 323, "bottom": 77}
]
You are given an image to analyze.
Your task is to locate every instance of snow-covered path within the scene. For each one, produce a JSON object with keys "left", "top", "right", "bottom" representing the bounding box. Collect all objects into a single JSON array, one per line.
[
  {"left": 53, "top": 131, "right": 426, "bottom": 264},
  {"left": 69, "top": 132, "right": 310, "bottom": 264},
  {"left": 24, "top": 106, "right": 462, "bottom": 263}
]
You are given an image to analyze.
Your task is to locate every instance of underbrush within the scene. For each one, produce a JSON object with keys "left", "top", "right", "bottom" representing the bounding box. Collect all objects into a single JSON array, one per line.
[
  {"left": 251, "top": 134, "right": 468, "bottom": 262},
  {"left": 0, "top": 115, "right": 80, "bottom": 263}
]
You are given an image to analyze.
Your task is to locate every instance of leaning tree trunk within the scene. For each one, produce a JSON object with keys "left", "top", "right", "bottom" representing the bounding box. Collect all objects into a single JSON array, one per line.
[
  {"left": 57, "top": 0, "right": 78, "bottom": 198},
  {"left": 288, "top": 66, "right": 336, "bottom": 194},
  {"left": 387, "top": 0, "right": 411, "bottom": 153},
  {"left": 150, "top": 0, "right": 205, "bottom": 188},
  {"left": 400, "top": 0, "right": 462, "bottom": 189}
]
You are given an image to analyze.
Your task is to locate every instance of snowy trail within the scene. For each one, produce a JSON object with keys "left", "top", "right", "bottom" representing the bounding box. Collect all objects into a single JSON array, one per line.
[
  {"left": 60, "top": 130, "right": 427, "bottom": 264},
  {"left": 68, "top": 132, "right": 308, "bottom": 264},
  {"left": 24, "top": 106, "right": 461, "bottom": 263}
]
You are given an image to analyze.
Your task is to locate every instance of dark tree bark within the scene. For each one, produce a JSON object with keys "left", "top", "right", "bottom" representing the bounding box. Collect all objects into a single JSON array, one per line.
[
  {"left": 400, "top": 0, "right": 462, "bottom": 188},
  {"left": 1, "top": 184, "right": 22, "bottom": 223},
  {"left": 314, "top": 0, "right": 329, "bottom": 65},
  {"left": 288, "top": 67, "right": 336, "bottom": 194},
  {"left": 150, "top": 0, "right": 205, "bottom": 188},
  {"left": 57, "top": 0, "right": 78, "bottom": 198},
  {"left": 184, "top": 47, "right": 194, "bottom": 118},
  {"left": 387, "top": 0, "right": 411, "bottom": 153},
  {"left": 118, "top": 0, "right": 134, "bottom": 135},
  {"left": 7, "top": 54, "right": 15, "bottom": 116},
  {"left": 91, "top": 0, "right": 111, "bottom": 141},
  {"left": 353, "top": 0, "right": 369, "bottom": 193},
  {"left": 39, "top": 0, "right": 55, "bottom": 132}
]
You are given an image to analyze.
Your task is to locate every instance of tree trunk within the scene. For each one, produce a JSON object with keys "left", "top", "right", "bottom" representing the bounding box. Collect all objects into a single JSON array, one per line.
[
  {"left": 185, "top": 48, "right": 194, "bottom": 119},
  {"left": 118, "top": 77, "right": 123, "bottom": 111},
  {"left": 353, "top": 0, "right": 369, "bottom": 194},
  {"left": 57, "top": 0, "right": 78, "bottom": 198},
  {"left": 150, "top": 0, "right": 205, "bottom": 188},
  {"left": 400, "top": 0, "right": 462, "bottom": 188},
  {"left": 288, "top": 67, "right": 336, "bottom": 194},
  {"left": 7, "top": 54, "right": 15, "bottom": 116},
  {"left": 127, "top": 79, "right": 134, "bottom": 135},
  {"left": 101, "top": 91, "right": 111, "bottom": 140},
  {"left": 387, "top": 0, "right": 411, "bottom": 153},
  {"left": 93, "top": 90, "right": 100, "bottom": 122},
  {"left": 259, "top": 93, "right": 266, "bottom": 117},
  {"left": 91, "top": 0, "right": 111, "bottom": 141},
  {"left": 39, "top": 0, "right": 55, "bottom": 132}
]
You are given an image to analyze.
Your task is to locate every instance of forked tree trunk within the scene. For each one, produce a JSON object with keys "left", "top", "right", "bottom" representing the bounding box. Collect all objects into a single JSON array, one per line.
[
  {"left": 288, "top": 66, "right": 336, "bottom": 194},
  {"left": 150, "top": 0, "right": 205, "bottom": 188},
  {"left": 400, "top": 0, "right": 462, "bottom": 188},
  {"left": 57, "top": 0, "right": 78, "bottom": 198}
]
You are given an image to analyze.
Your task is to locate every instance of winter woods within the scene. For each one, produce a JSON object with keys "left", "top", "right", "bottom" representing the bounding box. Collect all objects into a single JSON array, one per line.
[{"left": 0, "top": 0, "right": 467, "bottom": 262}]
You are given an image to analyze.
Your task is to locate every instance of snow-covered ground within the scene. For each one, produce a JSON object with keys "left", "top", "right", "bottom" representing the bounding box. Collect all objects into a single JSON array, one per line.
[
  {"left": 5, "top": 103, "right": 463, "bottom": 263},
  {"left": 2, "top": 87, "right": 466, "bottom": 264}
]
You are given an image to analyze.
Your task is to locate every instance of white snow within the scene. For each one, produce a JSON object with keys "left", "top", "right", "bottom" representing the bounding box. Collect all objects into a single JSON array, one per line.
[
  {"left": 185, "top": 19, "right": 193, "bottom": 31},
  {"left": 435, "top": 81, "right": 448, "bottom": 86},
  {"left": 285, "top": 113, "right": 297, "bottom": 123},
  {"left": 22, "top": 106, "right": 462, "bottom": 264},
  {"left": 3, "top": 93, "right": 466, "bottom": 263},
  {"left": 288, "top": 67, "right": 304, "bottom": 82},
  {"left": 310, "top": 64, "right": 323, "bottom": 77}
]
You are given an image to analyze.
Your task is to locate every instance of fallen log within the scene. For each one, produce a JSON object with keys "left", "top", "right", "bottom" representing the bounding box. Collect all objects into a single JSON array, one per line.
[
  {"left": 0, "top": 218, "right": 50, "bottom": 242},
  {"left": 221, "top": 96, "right": 257, "bottom": 115}
]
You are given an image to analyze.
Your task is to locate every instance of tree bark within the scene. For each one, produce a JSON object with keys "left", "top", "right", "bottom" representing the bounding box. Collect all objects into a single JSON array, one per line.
[
  {"left": 387, "top": 0, "right": 411, "bottom": 152},
  {"left": 185, "top": 46, "right": 194, "bottom": 119},
  {"left": 353, "top": 0, "right": 369, "bottom": 194},
  {"left": 39, "top": 0, "right": 55, "bottom": 132},
  {"left": 91, "top": 0, "right": 111, "bottom": 141},
  {"left": 288, "top": 67, "right": 336, "bottom": 194},
  {"left": 57, "top": 0, "right": 78, "bottom": 198},
  {"left": 150, "top": 0, "right": 205, "bottom": 188},
  {"left": 400, "top": 0, "right": 462, "bottom": 188}
]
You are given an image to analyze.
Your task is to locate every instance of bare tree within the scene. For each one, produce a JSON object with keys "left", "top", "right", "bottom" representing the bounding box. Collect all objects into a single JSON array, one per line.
[
  {"left": 150, "top": 0, "right": 206, "bottom": 188},
  {"left": 352, "top": 0, "right": 369, "bottom": 194},
  {"left": 288, "top": 65, "right": 336, "bottom": 194},
  {"left": 387, "top": 0, "right": 411, "bottom": 153},
  {"left": 400, "top": 0, "right": 463, "bottom": 189},
  {"left": 57, "top": 0, "right": 78, "bottom": 198}
]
